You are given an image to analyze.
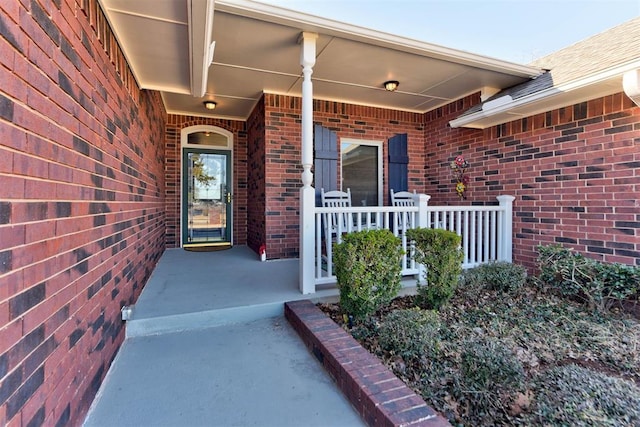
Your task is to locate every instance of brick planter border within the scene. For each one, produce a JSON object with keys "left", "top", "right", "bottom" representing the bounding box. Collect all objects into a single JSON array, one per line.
[{"left": 285, "top": 300, "right": 450, "bottom": 427}]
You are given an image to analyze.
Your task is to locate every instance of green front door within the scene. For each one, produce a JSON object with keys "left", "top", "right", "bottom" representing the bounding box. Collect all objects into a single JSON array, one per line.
[{"left": 182, "top": 149, "right": 232, "bottom": 247}]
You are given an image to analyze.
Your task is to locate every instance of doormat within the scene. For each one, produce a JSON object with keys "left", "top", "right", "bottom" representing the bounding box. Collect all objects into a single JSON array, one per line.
[{"left": 183, "top": 244, "right": 232, "bottom": 252}]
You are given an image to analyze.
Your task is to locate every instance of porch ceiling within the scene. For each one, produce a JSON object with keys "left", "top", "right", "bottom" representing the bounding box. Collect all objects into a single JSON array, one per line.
[{"left": 99, "top": 0, "right": 542, "bottom": 121}]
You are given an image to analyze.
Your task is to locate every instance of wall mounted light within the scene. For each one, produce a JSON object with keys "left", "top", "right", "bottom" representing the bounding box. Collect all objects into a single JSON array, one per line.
[
  {"left": 383, "top": 80, "right": 399, "bottom": 92},
  {"left": 203, "top": 101, "right": 217, "bottom": 110}
]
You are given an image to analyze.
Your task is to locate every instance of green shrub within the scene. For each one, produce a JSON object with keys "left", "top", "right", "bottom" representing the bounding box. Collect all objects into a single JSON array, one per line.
[
  {"left": 378, "top": 308, "right": 440, "bottom": 361},
  {"left": 350, "top": 317, "right": 379, "bottom": 342},
  {"left": 537, "top": 244, "right": 639, "bottom": 312},
  {"left": 528, "top": 364, "right": 640, "bottom": 426},
  {"left": 460, "top": 337, "right": 525, "bottom": 395},
  {"left": 461, "top": 261, "right": 527, "bottom": 294},
  {"left": 333, "top": 229, "right": 403, "bottom": 320},
  {"left": 406, "top": 228, "right": 463, "bottom": 309}
]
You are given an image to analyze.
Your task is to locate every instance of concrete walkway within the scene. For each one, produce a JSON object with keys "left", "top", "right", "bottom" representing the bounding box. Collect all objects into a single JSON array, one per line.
[
  {"left": 83, "top": 246, "right": 365, "bottom": 426},
  {"left": 83, "top": 317, "right": 365, "bottom": 427}
]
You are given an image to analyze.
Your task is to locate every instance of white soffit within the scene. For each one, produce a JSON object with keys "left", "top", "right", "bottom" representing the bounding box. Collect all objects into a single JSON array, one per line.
[
  {"left": 99, "top": 0, "right": 191, "bottom": 93},
  {"left": 100, "top": 0, "right": 543, "bottom": 120}
]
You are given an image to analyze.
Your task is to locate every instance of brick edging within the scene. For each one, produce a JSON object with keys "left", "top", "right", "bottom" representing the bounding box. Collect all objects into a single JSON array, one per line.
[{"left": 285, "top": 300, "right": 451, "bottom": 427}]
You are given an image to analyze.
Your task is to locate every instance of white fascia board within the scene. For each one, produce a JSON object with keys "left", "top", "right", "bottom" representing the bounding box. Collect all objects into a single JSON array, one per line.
[
  {"left": 142, "top": 83, "right": 192, "bottom": 94},
  {"left": 262, "top": 90, "right": 427, "bottom": 114},
  {"left": 165, "top": 108, "right": 249, "bottom": 121},
  {"left": 623, "top": 68, "right": 640, "bottom": 106},
  {"left": 188, "top": 0, "right": 216, "bottom": 98},
  {"left": 214, "top": 0, "right": 542, "bottom": 79},
  {"left": 449, "top": 60, "right": 640, "bottom": 129}
]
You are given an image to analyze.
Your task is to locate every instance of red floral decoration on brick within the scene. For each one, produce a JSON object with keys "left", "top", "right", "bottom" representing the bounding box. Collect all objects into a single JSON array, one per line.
[{"left": 450, "top": 155, "right": 470, "bottom": 199}]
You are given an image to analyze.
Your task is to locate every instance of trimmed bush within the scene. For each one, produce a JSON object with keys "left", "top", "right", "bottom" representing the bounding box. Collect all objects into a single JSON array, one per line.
[
  {"left": 334, "top": 229, "right": 403, "bottom": 320},
  {"left": 461, "top": 261, "right": 527, "bottom": 294},
  {"left": 379, "top": 308, "right": 440, "bottom": 361},
  {"left": 406, "top": 228, "right": 463, "bottom": 309},
  {"left": 528, "top": 364, "right": 640, "bottom": 426},
  {"left": 537, "top": 244, "right": 639, "bottom": 312}
]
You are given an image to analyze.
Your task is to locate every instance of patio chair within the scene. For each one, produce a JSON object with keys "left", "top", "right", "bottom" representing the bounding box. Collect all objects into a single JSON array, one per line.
[
  {"left": 320, "top": 188, "right": 353, "bottom": 241},
  {"left": 319, "top": 188, "right": 353, "bottom": 273},
  {"left": 390, "top": 189, "right": 416, "bottom": 232}
]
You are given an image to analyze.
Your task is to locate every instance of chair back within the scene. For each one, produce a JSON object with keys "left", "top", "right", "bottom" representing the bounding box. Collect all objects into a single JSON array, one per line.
[
  {"left": 321, "top": 188, "right": 352, "bottom": 234},
  {"left": 390, "top": 189, "right": 416, "bottom": 231},
  {"left": 390, "top": 189, "right": 416, "bottom": 207}
]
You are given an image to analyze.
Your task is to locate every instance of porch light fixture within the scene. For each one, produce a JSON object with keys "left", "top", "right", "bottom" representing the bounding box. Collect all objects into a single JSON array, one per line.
[
  {"left": 203, "top": 101, "right": 217, "bottom": 110},
  {"left": 383, "top": 80, "right": 399, "bottom": 92}
]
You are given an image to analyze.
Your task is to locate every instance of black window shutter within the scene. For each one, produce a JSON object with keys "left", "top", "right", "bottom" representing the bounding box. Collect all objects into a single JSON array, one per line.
[
  {"left": 388, "top": 133, "right": 409, "bottom": 204},
  {"left": 314, "top": 124, "right": 338, "bottom": 206}
]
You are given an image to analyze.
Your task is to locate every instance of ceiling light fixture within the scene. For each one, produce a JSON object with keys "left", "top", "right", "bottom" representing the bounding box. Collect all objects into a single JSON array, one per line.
[
  {"left": 203, "top": 101, "right": 217, "bottom": 110},
  {"left": 383, "top": 80, "right": 399, "bottom": 92}
]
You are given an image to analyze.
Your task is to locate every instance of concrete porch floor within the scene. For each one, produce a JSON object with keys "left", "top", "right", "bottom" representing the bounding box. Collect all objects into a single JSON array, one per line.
[
  {"left": 125, "top": 246, "right": 342, "bottom": 337},
  {"left": 83, "top": 245, "right": 367, "bottom": 427}
]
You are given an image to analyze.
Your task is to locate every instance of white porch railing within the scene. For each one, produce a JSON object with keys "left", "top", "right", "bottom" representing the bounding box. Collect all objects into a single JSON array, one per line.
[{"left": 311, "top": 194, "right": 515, "bottom": 289}]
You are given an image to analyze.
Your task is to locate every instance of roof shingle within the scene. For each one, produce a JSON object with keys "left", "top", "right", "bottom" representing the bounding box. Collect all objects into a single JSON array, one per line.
[{"left": 458, "top": 16, "right": 640, "bottom": 119}]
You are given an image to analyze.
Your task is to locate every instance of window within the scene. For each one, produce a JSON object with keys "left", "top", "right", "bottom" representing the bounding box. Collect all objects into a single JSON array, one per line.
[
  {"left": 187, "top": 131, "right": 229, "bottom": 147},
  {"left": 341, "top": 139, "right": 382, "bottom": 206}
]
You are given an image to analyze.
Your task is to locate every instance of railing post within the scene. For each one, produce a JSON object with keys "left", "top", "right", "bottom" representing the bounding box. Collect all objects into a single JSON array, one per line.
[
  {"left": 413, "top": 193, "right": 431, "bottom": 228},
  {"left": 496, "top": 195, "right": 515, "bottom": 262},
  {"left": 412, "top": 194, "right": 431, "bottom": 284}
]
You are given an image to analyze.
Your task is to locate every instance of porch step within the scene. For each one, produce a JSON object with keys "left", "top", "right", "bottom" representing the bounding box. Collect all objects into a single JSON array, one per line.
[
  {"left": 124, "top": 281, "right": 419, "bottom": 338},
  {"left": 125, "top": 301, "right": 287, "bottom": 338}
]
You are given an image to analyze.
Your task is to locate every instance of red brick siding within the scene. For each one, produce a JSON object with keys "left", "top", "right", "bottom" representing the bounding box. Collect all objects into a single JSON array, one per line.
[
  {"left": 164, "top": 115, "right": 247, "bottom": 248},
  {"left": 263, "top": 95, "right": 303, "bottom": 259},
  {"left": 247, "top": 97, "right": 266, "bottom": 254},
  {"left": 263, "top": 94, "right": 425, "bottom": 259},
  {"left": 423, "top": 92, "right": 640, "bottom": 269},
  {"left": 262, "top": 91, "right": 638, "bottom": 267},
  {"left": 314, "top": 101, "right": 426, "bottom": 199},
  {"left": 1, "top": 1, "right": 166, "bottom": 426}
]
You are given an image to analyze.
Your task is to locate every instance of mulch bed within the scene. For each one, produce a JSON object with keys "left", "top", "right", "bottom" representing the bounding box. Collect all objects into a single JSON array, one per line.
[{"left": 317, "top": 290, "right": 640, "bottom": 425}]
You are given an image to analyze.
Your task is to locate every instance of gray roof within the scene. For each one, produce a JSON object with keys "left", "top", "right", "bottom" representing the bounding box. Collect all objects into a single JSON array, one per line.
[{"left": 459, "top": 16, "right": 640, "bottom": 118}]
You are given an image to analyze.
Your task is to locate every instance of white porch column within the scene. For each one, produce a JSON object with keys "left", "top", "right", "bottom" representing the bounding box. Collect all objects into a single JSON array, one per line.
[
  {"left": 299, "top": 32, "right": 317, "bottom": 294},
  {"left": 497, "top": 195, "right": 515, "bottom": 262}
]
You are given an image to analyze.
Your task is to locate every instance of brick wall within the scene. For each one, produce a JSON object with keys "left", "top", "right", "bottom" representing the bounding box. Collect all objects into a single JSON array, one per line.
[
  {"left": 263, "top": 94, "right": 425, "bottom": 259},
  {"left": 262, "top": 91, "right": 638, "bottom": 267},
  {"left": 247, "top": 97, "right": 266, "bottom": 254},
  {"left": 423, "top": 92, "right": 640, "bottom": 269},
  {"left": 263, "top": 95, "right": 302, "bottom": 259},
  {"left": 164, "top": 115, "right": 247, "bottom": 248},
  {"left": 1, "top": 1, "right": 166, "bottom": 426}
]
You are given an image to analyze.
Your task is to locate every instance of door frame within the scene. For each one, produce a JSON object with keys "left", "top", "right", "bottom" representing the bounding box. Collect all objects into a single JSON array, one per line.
[{"left": 180, "top": 125, "right": 234, "bottom": 248}]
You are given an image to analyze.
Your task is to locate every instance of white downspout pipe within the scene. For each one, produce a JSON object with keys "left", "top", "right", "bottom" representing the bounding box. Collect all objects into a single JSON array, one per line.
[{"left": 299, "top": 32, "right": 317, "bottom": 294}]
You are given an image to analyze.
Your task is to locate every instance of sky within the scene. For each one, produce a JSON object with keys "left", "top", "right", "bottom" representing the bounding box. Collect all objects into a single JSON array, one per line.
[{"left": 259, "top": 0, "right": 639, "bottom": 64}]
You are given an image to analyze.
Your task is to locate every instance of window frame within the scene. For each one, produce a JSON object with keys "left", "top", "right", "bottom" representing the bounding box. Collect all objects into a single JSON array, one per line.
[{"left": 340, "top": 138, "right": 383, "bottom": 206}]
